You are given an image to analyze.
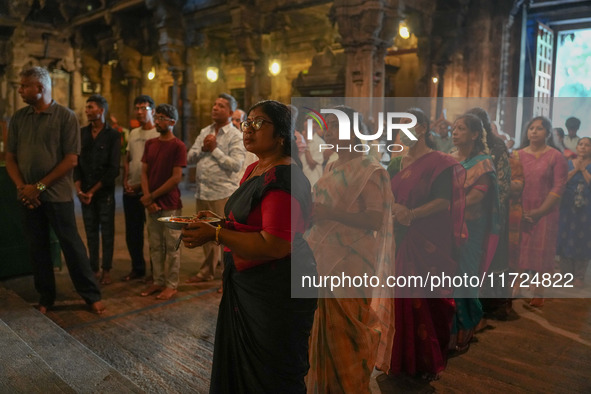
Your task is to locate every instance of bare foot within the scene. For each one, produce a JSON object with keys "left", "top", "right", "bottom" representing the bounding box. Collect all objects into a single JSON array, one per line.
[
  {"left": 475, "top": 318, "right": 488, "bottom": 333},
  {"left": 186, "top": 275, "right": 208, "bottom": 284},
  {"left": 90, "top": 301, "right": 106, "bottom": 314},
  {"left": 100, "top": 271, "right": 112, "bottom": 285},
  {"left": 156, "top": 287, "right": 177, "bottom": 300},
  {"left": 35, "top": 304, "right": 48, "bottom": 314},
  {"left": 122, "top": 271, "right": 144, "bottom": 281},
  {"left": 529, "top": 297, "right": 544, "bottom": 307},
  {"left": 141, "top": 285, "right": 163, "bottom": 297}
]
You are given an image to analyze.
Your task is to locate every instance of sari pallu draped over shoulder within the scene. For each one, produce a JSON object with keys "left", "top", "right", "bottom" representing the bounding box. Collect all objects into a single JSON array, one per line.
[
  {"left": 462, "top": 154, "right": 501, "bottom": 275},
  {"left": 452, "top": 154, "right": 499, "bottom": 336},
  {"left": 305, "top": 155, "right": 395, "bottom": 393},
  {"left": 388, "top": 151, "right": 466, "bottom": 377},
  {"left": 209, "top": 164, "right": 318, "bottom": 394},
  {"left": 306, "top": 156, "right": 394, "bottom": 291},
  {"left": 390, "top": 151, "right": 466, "bottom": 297}
]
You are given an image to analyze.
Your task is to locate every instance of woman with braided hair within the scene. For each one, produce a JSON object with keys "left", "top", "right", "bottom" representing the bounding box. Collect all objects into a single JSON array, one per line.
[
  {"left": 450, "top": 113, "right": 500, "bottom": 355},
  {"left": 466, "top": 107, "right": 512, "bottom": 319}
]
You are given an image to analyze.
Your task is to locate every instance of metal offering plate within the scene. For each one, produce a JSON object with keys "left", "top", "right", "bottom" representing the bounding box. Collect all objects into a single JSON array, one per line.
[
  {"left": 157, "top": 216, "right": 197, "bottom": 230},
  {"left": 195, "top": 216, "right": 222, "bottom": 223},
  {"left": 158, "top": 216, "right": 221, "bottom": 230}
]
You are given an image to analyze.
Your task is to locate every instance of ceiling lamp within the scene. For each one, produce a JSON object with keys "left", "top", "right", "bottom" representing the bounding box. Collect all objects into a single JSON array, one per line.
[
  {"left": 147, "top": 67, "right": 155, "bottom": 81},
  {"left": 399, "top": 22, "right": 410, "bottom": 39},
  {"left": 206, "top": 67, "right": 219, "bottom": 83},
  {"left": 269, "top": 60, "right": 281, "bottom": 76}
]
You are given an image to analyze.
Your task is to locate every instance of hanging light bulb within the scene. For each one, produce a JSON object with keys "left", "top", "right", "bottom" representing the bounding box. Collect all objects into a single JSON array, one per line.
[
  {"left": 399, "top": 22, "right": 410, "bottom": 39},
  {"left": 432, "top": 76, "right": 439, "bottom": 84},
  {"left": 269, "top": 60, "right": 281, "bottom": 76},
  {"left": 206, "top": 67, "right": 219, "bottom": 83},
  {"left": 147, "top": 67, "right": 155, "bottom": 80}
]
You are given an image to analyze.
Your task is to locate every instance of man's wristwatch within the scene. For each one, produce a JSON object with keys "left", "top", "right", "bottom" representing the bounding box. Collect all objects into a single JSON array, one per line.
[{"left": 36, "top": 182, "right": 47, "bottom": 193}]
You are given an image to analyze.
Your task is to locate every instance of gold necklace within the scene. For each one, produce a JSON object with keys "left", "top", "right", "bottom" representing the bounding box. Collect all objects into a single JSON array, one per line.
[{"left": 248, "top": 161, "right": 276, "bottom": 180}]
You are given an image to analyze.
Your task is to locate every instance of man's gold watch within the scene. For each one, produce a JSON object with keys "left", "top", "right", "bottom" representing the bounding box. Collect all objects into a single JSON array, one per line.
[{"left": 36, "top": 182, "right": 47, "bottom": 192}]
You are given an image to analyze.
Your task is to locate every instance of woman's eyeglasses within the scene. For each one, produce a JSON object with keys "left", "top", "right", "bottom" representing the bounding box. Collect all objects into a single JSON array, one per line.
[{"left": 240, "top": 118, "right": 273, "bottom": 132}]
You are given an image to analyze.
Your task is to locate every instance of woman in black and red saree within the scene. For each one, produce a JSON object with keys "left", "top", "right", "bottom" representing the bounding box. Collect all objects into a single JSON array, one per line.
[{"left": 182, "top": 100, "right": 317, "bottom": 393}]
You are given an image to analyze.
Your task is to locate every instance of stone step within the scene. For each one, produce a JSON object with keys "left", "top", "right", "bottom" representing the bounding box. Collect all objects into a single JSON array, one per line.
[
  {"left": 0, "top": 319, "right": 74, "bottom": 393},
  {"left": 0, "top": 286, "right": 143, "bottom": 393}
]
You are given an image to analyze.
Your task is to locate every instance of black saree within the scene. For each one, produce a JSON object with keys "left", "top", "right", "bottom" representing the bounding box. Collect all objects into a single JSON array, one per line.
[{"left": 209, "top": 164, "right": 318, "bottom": 394}]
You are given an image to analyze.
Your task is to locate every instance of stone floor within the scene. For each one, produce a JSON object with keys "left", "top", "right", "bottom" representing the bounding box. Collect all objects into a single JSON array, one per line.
[{"left": 2, "top": 185, "right": 591, "bottom": 393}]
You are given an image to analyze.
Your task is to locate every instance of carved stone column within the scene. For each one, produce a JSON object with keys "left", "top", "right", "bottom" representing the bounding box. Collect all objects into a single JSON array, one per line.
[
  {"left": 0, "top": 35, "right": 12, "bottom": 118},
  {"left": 6, "top": 63, "right": 21, "bottom": 117},
  {"left": 415, "top": 0, "right": 469, "bottom": 104},
  {"left": 8, "top": 66, "right": 21, "bottom": 115},
  {"left": 231, "top": 5, "right": 270, "bottom": 109},
  {"left": 70, "top": 48, "right": 84, "bottom": 117},
  {"left": 401, "top": 2, "right": 436, "bottom": 98},
  {"left": 158, "top": 26, "right": 186, "bottom": 108},
  {"left": 115, "top": 40, "right": 142, "bottom": 115},
  {"left": 126, "top": 77, "right": 140, "bottom": 115},
  {"left": 169, "top": 68, "right": 183, "bottom": 138},
  {"left": 372, "top": 45, "right": 387, "bottom": 114},
  {"left": 101, "top": 64, "right": 112, "bottom": 105},
  {"left": 9, "top": 26, "right": 30, "bottom": 113},
  {"left": 148, "top": 0, "right": 188, "bottom": 140},
  {"left": 434, "top": 63, "right": 447, "bottom": 117},
  {"left": 242, "top": 60, "right": 256, "bottom": 110},
  {"left": 183, "top": 49, "right": 198, "bottom": 144},
  {"left": 331, "top": 0, "right": 401, "bottom": 120}
]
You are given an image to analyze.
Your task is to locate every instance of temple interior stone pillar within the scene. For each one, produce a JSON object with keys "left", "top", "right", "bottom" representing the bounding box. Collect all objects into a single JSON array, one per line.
[
  {"left": 183, "top": 58, "right": 197, "bottom": 145},
  {"left": 332, "top": 0, "right": 401, "bottom": 120},
  {"left": 101, "top": 64, "right": 112, "bottom": 106}
]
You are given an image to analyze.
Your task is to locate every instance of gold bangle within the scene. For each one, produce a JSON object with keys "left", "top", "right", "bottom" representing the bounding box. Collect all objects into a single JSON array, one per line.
[{"left": 215, "top": 225, "right": 222, "bottom": 244}]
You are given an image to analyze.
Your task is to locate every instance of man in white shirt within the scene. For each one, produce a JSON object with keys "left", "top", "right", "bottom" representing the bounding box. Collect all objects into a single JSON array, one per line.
[
  {"left": 564, "top": 117, "right": 581, "bottom": 153},
  {"left": 122, "top": 95, "right": 160, "bottom": 282},
  {"left": 186, "top": 93, "right": 246, "bottom": 282},
  {"left": 232, "top": 107, "right": 257, "bottom": 180},
  {"left": 234, "top": 107, "right": 259, "bottom": 180},
  {"left": 296, "top": 116, "right": 324, "bottom": 189}
]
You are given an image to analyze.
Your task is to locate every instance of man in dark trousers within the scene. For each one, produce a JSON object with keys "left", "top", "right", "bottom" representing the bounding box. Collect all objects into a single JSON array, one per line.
[
  {"left": 5, "top": 66, "right": 104, "bottom": 314},
  {"left": 74, "top": 94, "right": 121, "bottom": 285},
  {"left": 121, "top": 95, "right": 159, "bottom": 281}
]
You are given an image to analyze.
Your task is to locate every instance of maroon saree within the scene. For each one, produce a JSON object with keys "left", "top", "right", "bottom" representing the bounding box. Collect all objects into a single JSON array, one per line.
[{"left": 388, "top": 151, "right": 466, "bottom": 376}]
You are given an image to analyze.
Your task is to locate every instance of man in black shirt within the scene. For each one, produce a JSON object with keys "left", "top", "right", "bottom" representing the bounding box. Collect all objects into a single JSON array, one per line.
[{"left": 74, "top": 94, "right": 121, "bottom": 285}]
